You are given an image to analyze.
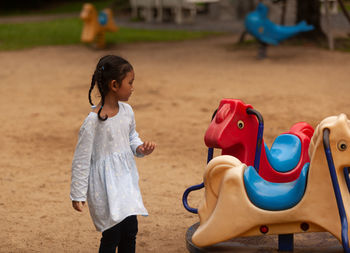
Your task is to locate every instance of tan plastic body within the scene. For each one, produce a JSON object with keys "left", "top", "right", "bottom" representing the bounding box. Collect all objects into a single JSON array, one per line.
[{"left": 192, "top": 114, "right": 350, "bottom": 249}]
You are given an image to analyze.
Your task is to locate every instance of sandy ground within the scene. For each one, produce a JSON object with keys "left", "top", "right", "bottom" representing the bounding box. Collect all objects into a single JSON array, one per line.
[{"left": 1, "top": 35, "right": 350, "bottom": 253}]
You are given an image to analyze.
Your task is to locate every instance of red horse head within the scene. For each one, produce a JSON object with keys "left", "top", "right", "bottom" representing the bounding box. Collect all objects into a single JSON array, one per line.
[
  {"left": 205, "top": 99, "right": 259, "bottom": 166},
  {"left": 204, "top": 99, "right": 314, "bottom": 183}
]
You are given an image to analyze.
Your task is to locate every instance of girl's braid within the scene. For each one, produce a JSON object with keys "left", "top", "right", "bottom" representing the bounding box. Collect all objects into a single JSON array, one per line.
[
  {"left": 89, "top": 55, "right": 133, "bottom": 121},
  {"left": 88, "top": 74, "right": 96, "bottom": 106},
  {"left": 96, "top": 67, "right": 108, "bottom": 121}
]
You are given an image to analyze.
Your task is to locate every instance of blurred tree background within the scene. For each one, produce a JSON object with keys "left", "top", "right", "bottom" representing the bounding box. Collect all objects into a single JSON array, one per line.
[
  {"left": 297, "top": 0, "right": 350, "bottom": 40},
  {"left": 0, "top": 0, "right": 130, "bottom": 15},
  {"left": 296, "top": 0, "right": 324, "bottom": 38}
]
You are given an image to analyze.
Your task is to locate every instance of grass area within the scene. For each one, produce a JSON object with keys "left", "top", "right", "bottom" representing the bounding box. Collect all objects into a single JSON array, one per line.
[
  {"left": 334, "top": 37, "right": 350, "bottom": 52},
  {"left": 0, "top": 18, "right": 221, "bottom": 50}
]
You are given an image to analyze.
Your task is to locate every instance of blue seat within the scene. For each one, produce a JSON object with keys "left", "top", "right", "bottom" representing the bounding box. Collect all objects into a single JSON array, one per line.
[
  {"left": 243, "top": 163, "right": 309, "bottom": 211},
  {"left": 265, "top": 134, "right": 301, "bottom": 173},
  {"left": 98, "top": 12, "right": 108, "bottom": 26}
]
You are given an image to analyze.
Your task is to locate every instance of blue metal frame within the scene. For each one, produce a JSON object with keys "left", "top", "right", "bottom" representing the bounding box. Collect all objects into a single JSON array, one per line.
[
  {"left": 344, "top": 167, "right": 350, "bottom": 194},
  {"left": 182, "top": 147, "right": 214, "bottom": 214},
  {"left": 247, "top": 108, "right": 264, "bottom": 172},
  {"left": 182, "top": 182, "right": 204, "bottom": 214},
  {"left": 183, "top": 109, "right": 217, "bottom": 214},
  {"left": 183, "top": 108, "right": 265, "bottom": 213},
  {"left": 278, "top": 234, "right": 294, "bottom": 251},
  {"left": 323, "top": 128, "right": 350, "bottom": 252},
  {"left": 247, "top": 108, "right": 297, "bottom": 250}
]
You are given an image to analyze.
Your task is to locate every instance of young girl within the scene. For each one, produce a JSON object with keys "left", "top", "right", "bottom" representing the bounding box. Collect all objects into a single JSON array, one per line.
[{"left": 70, "top": 55, "right": 156, "bottom": 253}]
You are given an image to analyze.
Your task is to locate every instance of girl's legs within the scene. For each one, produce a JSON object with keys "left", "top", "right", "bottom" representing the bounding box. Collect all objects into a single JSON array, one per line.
[
  {"left": 99, "top": 216, "right": 138, "bottom": 253},
  {"left": 99, "top": 222, "right": 122, "bottom": 253},
  {"left": 118, "top": 216, "right": 138, "bottom": 253}
]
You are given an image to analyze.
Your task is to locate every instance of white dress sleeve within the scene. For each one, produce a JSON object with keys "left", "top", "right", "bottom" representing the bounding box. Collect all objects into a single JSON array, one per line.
[
  {"left": 70, "top": 117, "right": 95, "bottom": 201},
  {"left": 129, "top": 107, "right": 144, "bottom": 158}
]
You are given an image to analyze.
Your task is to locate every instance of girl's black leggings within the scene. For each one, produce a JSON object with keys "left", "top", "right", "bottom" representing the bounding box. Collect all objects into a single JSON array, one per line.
[{"left": 99, "top": 215, "right": 138, "bottom": 253}]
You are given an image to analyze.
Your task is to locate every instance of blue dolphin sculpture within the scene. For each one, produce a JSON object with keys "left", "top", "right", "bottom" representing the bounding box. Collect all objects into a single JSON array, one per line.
[{"left": 245, "top": 3, "right": 314, "bottom": 45}]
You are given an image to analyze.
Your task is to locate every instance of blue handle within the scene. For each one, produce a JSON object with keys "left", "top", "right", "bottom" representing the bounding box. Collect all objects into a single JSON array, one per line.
[
  {"left": 182, "top": 148, "right": 214, "bottom": 214},
  {"left": 247, "top": 108, "right": 264, "bottom": 172},
  {"left": 183, "top": 109, "right": 218, "bottom": 214},
  {"left": 344, "top": 167, "right": 350, "bottom": 194},
  {"left": 182, "top": 182, "right": 204, "bottom": 214},
  {"left": 323, "top": 128, "right": 350, "bottom": 252}
]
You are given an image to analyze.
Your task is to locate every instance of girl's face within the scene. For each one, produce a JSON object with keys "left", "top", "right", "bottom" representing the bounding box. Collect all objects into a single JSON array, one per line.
[{"left": 116, "top": 70, "right": 135, "bottom": 101}]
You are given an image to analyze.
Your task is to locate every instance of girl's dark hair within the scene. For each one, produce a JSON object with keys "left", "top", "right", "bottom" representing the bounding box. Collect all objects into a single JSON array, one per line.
[{"left": 89, "top": 55, "right": 133, "bottom": 121}]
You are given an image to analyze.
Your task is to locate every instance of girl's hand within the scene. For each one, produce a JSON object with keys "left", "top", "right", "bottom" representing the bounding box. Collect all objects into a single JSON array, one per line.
[
  {"left": 137, "top": 141, "right": 156, "bottom": 156},
  {"left": 72, "top": 201, "right": 86, "bottom": 212}
]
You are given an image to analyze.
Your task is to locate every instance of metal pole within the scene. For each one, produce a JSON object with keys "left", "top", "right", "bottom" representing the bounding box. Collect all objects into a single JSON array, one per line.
[{"left": 324, "top": 0, "right": 335, "bottom": 50}]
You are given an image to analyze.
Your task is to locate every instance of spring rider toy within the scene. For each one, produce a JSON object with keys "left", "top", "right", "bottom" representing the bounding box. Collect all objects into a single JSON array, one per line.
[
  {"left": 183, "top": 99, "right": 350, "bottom": 252},
  {"left": 204, "top": 99, "right": 314, "bottom": 183},
  {"left": 80, "top": 3, "right": 118, "bottom": 49},
  {"left": 245, "top": 2, "right": 314, "bottom": 58}
]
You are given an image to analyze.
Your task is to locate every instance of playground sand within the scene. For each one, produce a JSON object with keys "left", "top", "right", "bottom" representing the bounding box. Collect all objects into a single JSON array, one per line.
[{"left": 1, "top": 35, "right": 350, "bottom": 253}]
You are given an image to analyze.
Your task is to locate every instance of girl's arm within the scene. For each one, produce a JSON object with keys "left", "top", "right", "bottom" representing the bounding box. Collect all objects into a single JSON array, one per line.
[
  {"left": 72, "top": 201, "right": 86, "bottom": 212},
  {"left": 129, "top": 109, "right": 145, "bottom": 157},
  {"left": 129, "top": 106, "right": 156, "bottom": 156},
  {"left": 136, "top": 141, "right": 156, "bottom": 156},
  {"left": 70, "top": 119, "right": 95, "bottom": 211}
]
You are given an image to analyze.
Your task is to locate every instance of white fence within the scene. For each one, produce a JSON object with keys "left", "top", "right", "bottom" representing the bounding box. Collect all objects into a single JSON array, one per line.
[
  {"left": 320, "top": 0, "right": 338, "bottom": 15},
  {"left": 130, "top": 0, "right": 219, "bottom": 24}
]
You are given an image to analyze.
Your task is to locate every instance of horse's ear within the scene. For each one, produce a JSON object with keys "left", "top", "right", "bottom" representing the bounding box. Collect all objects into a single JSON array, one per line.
[
  {"left": 216, "top": 104, "right": 230, "bottom": 123},
  {"left": 335, "top": 113, "right": 350, "bottom": 136},
  {"left": 309, "top": 115, "right": 336, "bottom": 158},
  {"left": 338, "top": 113, "right": 348, "bottom": 123}
]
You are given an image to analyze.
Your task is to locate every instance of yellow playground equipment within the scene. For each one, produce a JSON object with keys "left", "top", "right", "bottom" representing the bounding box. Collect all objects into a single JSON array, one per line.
[
  {"left": 80, "top": 3, "right": 118, "bottom": 49},
  {"left": 191, "top": 114, "right": 350, "bottom": 252}
]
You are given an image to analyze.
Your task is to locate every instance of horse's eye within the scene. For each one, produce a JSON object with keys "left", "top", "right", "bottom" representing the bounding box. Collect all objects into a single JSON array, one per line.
[
  {"left": 338, "top": 141, "right": 347, "bottom": 151},
  {"left": 237, "top": 120, "right": 244, "bottom": 129}
]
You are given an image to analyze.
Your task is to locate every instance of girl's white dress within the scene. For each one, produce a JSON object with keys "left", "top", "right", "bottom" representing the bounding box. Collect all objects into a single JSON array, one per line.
[{"left": 70, "top": 102, "right": 148, "bottom": 232}]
